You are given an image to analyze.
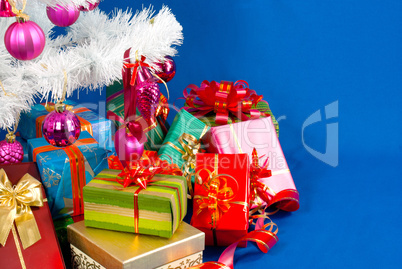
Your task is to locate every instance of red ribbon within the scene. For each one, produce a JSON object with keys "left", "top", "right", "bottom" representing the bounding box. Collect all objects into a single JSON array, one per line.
[
  {"left": 188, "top": 213, "right": 278, "bottom": 269},
  {"left": 123, "top": 55, "right": 151, "bottom": 87},
  {"left": 183, "top": 80, "right": 268, "bottom": 125},
  {"left": 250, "top": 148, "right": 274, "bottom": 205}
]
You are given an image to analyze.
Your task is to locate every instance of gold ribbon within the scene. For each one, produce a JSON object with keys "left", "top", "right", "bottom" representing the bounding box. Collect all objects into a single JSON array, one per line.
[
  {"left": 9, "top": 0, "right": 30, "bottom": 21},
  {"left": 0, "top": 169, "right": 44, "bottom": 250}
]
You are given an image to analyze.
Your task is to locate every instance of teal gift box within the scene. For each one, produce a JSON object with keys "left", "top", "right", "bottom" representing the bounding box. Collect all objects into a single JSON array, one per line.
[
  {"left": 20, "top": 100, "right": 114, "bottom": 151},
  {"left": 28, "top": 131, "right": 109, "bottom": 219}
]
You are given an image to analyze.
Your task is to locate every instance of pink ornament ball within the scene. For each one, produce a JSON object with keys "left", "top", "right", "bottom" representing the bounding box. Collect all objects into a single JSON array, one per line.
[
  {"left": 154, "top": 56, "right": 176, "bottom": 83},
  {"left": 47, "top": 4, "right": 80, "bottom": 27},
  {"left": 0, "top": 0, "right": 16, "bottom": 17},
  {"left": 0, "top": 139, "right": 23, "bottom": 164},
  {"left": 42, "top": 109, "right": 81, "bottom": 147},
  {"left": 114, "top": 127, "right": 144, "bottom": 162},
  {"left": 79, "top": 0, "right": 100, "bottom": 12},
  {"left": 4, "top": 20, "right": 46, "bottom": 61}
]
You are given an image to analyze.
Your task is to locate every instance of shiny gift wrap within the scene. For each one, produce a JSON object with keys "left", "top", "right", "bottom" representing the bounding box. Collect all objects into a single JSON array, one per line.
[
  {"left": 83, "top": 169, "right": 187, "bottom": 238},
  {"left": 68, "top": 221, "right": 204, "bottom": 269},
  {"left": 207, "top": 116, "right": 300, "bottom": 211},
  {"left": 106, "top": 82, "right": 169, "bottom": 151},
  {"left": 191, "top": 153, "right": 250, "bottom": 246},
  {"left": 20, "top": 100, "right": 114, "bottom": 151},
  {"left": 27, "top": 131, "right": 109, "bottom": 218},
  {"left": 0, "top": 163, "right": 65, "bottom": 269}
]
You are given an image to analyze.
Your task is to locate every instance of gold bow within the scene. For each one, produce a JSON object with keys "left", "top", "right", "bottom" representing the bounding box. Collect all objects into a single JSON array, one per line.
[
  {"left": 0, "top": 169, "right": 44, "bottom": 249},
  {"left": 9, "top": 0, "right": 30, "bottom": 21},
  {"left": 44, "top": 102, "right": 74, "bottom": 112}
]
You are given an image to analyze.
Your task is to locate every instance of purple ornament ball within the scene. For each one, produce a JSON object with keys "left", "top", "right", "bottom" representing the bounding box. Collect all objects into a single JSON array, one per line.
[
  {"left": 4, "top": 20, "right": 46, "bottom": 61},
  {"left": 42, "top": 109, "right": 81, "bottom": 147},
  {"left": 47, "top": 4, "right": 80, "bottom": 27},
  {"left": 0, "top": 134, "right": 23, "bottom": 164},
  {"left": 154, "top": 56, "right": 176, "bottom": 83},
  {"left": 114, "top": 127, "right": 144, "bottom": 162}
]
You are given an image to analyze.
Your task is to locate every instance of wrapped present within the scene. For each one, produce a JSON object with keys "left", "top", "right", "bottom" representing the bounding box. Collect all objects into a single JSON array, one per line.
[
  {"left": 191, "top": 153, "right": 250, "bottom": 246},
  {"left": 83, "top": 166, "right": 187, "bottom": 238},
  {"left": 0, "top": 163, "right": 65, "bottom": 269},
  {"left": 68, "top": 221, "right": 204, "bottom": 269},
  {"left": 182, "top": 80, "right": 279, "bottom": 136},
  {"left": 106, "top": 83, "right": 170, "bottom": 151},
  {"left": 19, "top": 100, "right": 114, "bottom": 151},
  {"left": 207, "top": 116, "right": 300, "bottom": 212},
  {"left": 27, "top": 131, "right": 110, "bottom": 218},
  {"left": 158, "top": 109, "right": 210, "bottom": 186}
]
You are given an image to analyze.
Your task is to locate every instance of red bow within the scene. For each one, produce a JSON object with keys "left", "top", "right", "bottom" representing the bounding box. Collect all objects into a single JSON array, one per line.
[
  {"left": 250, "top": 148, "right": 274, "bottom": 205},
  {"left": 124, "top": 55, "right": 151, "bottom": 86},
  {"left": 183, "top": 80, "right": 267, "bottom": 125},
  {"left": 139, "top": 151, "right": 183, "bottom": 176}
]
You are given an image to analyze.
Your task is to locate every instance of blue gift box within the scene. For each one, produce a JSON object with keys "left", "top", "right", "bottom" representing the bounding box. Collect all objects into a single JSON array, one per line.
[
  {"left": 28, "top": 131, "right": 110, "bottom": 219},
  {"left": 20, "top": 100, "right": 114, "bottom": 151}
]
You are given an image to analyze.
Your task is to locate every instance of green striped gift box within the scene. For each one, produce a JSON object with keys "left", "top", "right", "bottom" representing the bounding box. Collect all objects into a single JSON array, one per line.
[
  {"left": 106, "top": 82, "right": 168, "bottom": 151},
  {"left": 158, "top": 110, "right": 210, "bottom": 174},
  {"left": 83, "top": 169, "right": 187, "bottom": 238},
  {"left": 184, "top": 101, "right": 279, "bottom": 137}
]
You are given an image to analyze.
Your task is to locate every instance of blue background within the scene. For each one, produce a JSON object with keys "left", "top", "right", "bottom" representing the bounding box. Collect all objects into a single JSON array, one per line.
[{"left": 5, "top": 0, "right": 402, "bottom": 268}]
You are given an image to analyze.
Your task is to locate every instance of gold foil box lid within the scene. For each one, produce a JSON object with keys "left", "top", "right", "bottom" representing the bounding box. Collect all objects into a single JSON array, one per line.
[{"left": 67, "top": 221, "right": 205, "bottom": 269}]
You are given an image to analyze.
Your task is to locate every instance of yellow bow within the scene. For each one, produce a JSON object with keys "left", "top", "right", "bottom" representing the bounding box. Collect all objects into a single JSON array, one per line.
[
  {"left": 178, "top": 133, "right": 201, "bottom": 174},
  {"left": 9, "top": 0, "right": 30, "bottom": 21},
  {"left": 0, "top": 169, "right": 44, "bottom": 249}
]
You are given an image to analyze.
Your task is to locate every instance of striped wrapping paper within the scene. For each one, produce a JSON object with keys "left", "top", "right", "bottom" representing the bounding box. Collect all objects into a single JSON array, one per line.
[
  {"left": 158, "top": 109, "right": 210, "bottom": 174},
  {"left": 184, "top": 101, "right": 279, "bottom": 137},
  {"left": 83, "top": 169, "right": 187, "bottom": 238},
  {"left": 106, "top": 83, "right": 169, "bottom": 151}
]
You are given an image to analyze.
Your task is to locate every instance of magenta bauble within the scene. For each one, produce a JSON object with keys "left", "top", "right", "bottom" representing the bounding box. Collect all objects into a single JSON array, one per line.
[
  {"left": 0, "top": 0, "right": 15, "bottom": 17},
  {"left": 79, "top": 0, "right": 100, "bottom": 12},
  {"left": 0, "top": 133, "right": 23, "bottom": 164},
  {"left": 42, "top": 107, "right": 81, "bottom": 147},
  {"left": 136, "top": 82, "right": 161, "bottom": 121},
  {"left": 114, "top": 127, "right": 144, "bottom": 162},
  {"left": 47, "top": 4, "right": 80, "bottom": 27},
  {"left": 4, "top": 20, "right": 45, "bottom": 61},
  {"left": 154, "top": 56, "right": 176, "bottom": 83},
  {"left": 135, "top": 66, "right": 155, "bottom": 86}
]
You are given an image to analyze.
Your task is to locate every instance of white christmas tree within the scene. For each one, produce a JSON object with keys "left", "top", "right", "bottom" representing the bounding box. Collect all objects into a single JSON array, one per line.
[{"left": 0, "top": 0, "right": 183, "bottom": 129}]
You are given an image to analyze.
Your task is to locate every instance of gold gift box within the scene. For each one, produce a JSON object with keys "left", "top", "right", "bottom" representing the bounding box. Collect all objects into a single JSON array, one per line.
[{"left": 67, "top": 221, "right": 205, "bottom": 269}]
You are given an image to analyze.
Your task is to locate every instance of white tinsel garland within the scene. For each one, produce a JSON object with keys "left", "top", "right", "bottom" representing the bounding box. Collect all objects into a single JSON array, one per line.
[{"left": 0, "top": 3, "right": 183, "bottom": 129}]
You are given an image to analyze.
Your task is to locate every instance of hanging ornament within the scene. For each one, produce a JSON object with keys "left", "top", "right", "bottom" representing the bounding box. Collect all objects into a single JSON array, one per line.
[
  {"left": 114, "top": 127, "right": 144, "bottom": 162},
  {"left": 79, "top": 0, "right": 100, "bottom": 12},
  {"left": 135, "top": 67, "right": 161, "bottom": 121},
  {"left": 4, "top": 0, "right": 45, "bottom": 61},
  {"left": 154, "top": 56, "right": 176, "bottom": 83},
  {"left": 47, "top": 4, "right": 80, "bottom": 27},
  {"left": 42, "top": 102, "right": 81, "bottom": 147},
  {"left": 0, "top": 0, "right": 15, "bottom": 17},
  {"left": 0, "top": 122, "right": 23, "bottom": 165}
]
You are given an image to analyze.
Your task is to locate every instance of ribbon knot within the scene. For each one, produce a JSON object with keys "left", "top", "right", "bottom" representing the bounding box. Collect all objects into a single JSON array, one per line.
[
  {"left": 179, "top": 133, "right": 201, "bottom": 173},
  {"left": 124, "top": 55, "right": 151, "bottom": 86},
  {"left": 250, "top": 148, "right": 275, "bottom": 205},
  {"left": 183, "top": 80, "right": 267, "bottom": 125},
  {"left": 0, "top": 169, "right": 44, "bottom": 250},
  {"left": 195, "top": 173, "right": 236, "bottom": 228}
]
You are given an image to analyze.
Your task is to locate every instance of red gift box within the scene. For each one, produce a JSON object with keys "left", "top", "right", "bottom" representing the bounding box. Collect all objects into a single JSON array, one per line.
[
  {"left": 0, "top": 163, "right": 65, "bottom": 269},
  {"left": 191, "top": 153, "right": 250, "bottom": 246}
]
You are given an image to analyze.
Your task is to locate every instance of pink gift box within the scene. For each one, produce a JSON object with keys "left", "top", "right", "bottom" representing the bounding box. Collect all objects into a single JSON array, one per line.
[{"left": 205, "top": 116, "right": 299, "bottom": 211}]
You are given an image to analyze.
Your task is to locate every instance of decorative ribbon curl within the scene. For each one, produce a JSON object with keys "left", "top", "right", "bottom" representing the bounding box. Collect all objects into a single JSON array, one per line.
[
  {"left": 183, "top": 80, "right": 268, "bottom": 125},
  {"left": 9, "top": 0, "right": 30, "bottom": 21},
  {"left": 194, "top": 171, "right": 238, "bottom": 229},
  {"left": 0, "top": 169, "right": 44, "bottom": 250},
  {"left": 249, "top": 148, "right": 276, "bottom": 206}
]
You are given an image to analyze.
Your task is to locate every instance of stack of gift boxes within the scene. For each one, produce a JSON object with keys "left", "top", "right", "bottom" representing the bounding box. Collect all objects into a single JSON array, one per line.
[{"left": 0, "top": 79, "right": 299, "bottom": 268}]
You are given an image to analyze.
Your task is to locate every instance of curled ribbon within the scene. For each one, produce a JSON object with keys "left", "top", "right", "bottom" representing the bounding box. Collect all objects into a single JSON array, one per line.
[
  {"left": 250, "top": 148, "right": 276, "bottom": 206},
  {"left": 194, "top": 171, "right": 238, "bottom": 229},
  {"left": 9, "top": 0, "right": 29, "bottom": 21},
  {"left": 183, "top": 80, "right": 268, "bottom": 125},
  {"left": 0, "top": 169, "right": 44, "bottom": 250}
]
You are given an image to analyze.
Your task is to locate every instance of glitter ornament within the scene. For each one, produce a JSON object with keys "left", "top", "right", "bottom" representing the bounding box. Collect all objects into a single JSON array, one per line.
[
  {"left": 136, "top": 81, "right": 161, "bottom": 121},
  {"left": 4, "top": 20, "right": 46, "bottom": 61},
  {"left": 79, "top": 0, "right": 100, "bottom": 12},
  {"left": 47, "top": 4, "right": 80, "bottom": 27},
  {"left": 42, "top": 102, "right": 81, "bottom": 147},
  {"left": 0, "top": 132, "right": 23, "bottom": 164},
  {"left": 114, "top": 127, "right": 144, "bottom": 162},
  {"left": 154, "top": 56, "right": 176, "bottom": 83},
  {"left": 0, "top": 0, "right": 15, "bottom": 17}
]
